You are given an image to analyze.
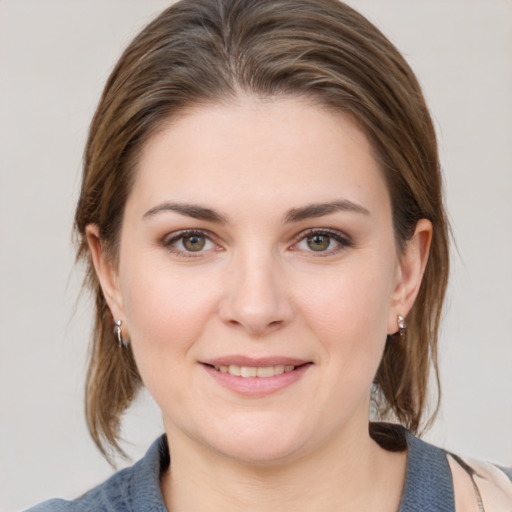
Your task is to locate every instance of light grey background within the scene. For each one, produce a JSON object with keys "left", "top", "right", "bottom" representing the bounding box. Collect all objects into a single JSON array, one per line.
[{"left": 0, "top": 1, "right": 511, "bottom": 510}]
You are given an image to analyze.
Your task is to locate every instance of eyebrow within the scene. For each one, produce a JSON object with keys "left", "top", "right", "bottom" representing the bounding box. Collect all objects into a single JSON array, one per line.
[
  {"left": 283, "top": 200, "right": 370, "bottom": 223},
  {"left": 143, "top": 199, "right": 370, "bottom": 224},
  {"left": 143, "top": 202, "right": 229, "bottom": 224}
]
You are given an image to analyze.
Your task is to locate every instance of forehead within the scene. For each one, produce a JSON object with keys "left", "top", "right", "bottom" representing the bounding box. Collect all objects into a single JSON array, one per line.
[{"left": 128, "top": 96, "right": 390, "bottom": 216}]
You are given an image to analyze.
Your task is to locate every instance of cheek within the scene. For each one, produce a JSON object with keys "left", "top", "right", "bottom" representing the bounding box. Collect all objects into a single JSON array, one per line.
[
  {"left": 118, "top": 257, "right": 219, "bottom": 382},
  {"left": 295, "top": 255, "right": 396, "bottom": 372},
  {"left": 302, "top": 266, "right": 393, "bottom": 335}
]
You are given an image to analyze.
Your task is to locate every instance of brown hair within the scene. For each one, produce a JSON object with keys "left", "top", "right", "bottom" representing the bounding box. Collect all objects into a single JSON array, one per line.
[{"left": 75, "top": 0, "right": 449, "bottom": 459}]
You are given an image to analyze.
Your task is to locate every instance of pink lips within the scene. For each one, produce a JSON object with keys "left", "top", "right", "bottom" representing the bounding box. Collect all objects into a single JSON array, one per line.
[
  {"left": 202, "top": 355, "right": 309, "bottom": 367},
  {"left": 200, "top": 355, "right": 312, "bottom": 396}
]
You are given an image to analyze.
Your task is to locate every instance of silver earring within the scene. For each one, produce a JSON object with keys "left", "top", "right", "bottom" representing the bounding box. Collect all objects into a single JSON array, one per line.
[
  {"left": 397, "top": 315, "right": 407, "bottom": 337},
  {"left": 114, "top": 320, "right": 129, "bottom": 347}
]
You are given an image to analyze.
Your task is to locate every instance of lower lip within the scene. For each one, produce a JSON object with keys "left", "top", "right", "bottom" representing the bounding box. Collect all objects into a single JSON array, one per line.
[{"left": 202, "top": 364, "right": 312, "bottom": 396}]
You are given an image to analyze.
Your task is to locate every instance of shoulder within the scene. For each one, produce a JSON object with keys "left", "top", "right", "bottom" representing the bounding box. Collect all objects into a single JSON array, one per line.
[
  {"left": 23, "top": 464, "right": 136, "bottom": 512},
  {"left": 23, "top": 499, "right": 77, "bottom": 512},
  {"left": 447, "top": 453, "right": 512, "bottom": 512},
  {"left": 24, "top": 436, "right": 169, "bottom": 512},
  {"left": 379, "top": 424, "right": 511, "bottom": 512}
]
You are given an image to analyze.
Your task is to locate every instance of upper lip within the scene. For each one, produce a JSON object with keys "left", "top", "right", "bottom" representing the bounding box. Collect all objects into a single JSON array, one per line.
[{"left": 200, "top": 355, "right": 311, "bottom": 367}]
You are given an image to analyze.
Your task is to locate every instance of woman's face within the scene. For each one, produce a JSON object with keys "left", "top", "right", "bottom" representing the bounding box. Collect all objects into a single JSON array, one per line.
[{"left": 92, "top": 96, "right": 427, "bottom": 464}]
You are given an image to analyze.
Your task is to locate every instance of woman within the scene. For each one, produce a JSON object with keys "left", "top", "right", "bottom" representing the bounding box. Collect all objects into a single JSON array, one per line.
[{"left": 27, "top": 0, "right": 511, "bottom": 510}]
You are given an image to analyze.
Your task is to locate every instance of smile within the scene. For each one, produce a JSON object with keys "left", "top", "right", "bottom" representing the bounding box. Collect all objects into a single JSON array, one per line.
[
  {"left": 201, "top": 359, "right": 312, "bottom": 396},
  {"left": 212, "top": 364, "right": 296, "bottom": 378}
]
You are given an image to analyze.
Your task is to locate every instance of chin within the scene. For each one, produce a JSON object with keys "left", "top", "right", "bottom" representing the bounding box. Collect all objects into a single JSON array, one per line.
[
  {"left": 218, "top": 440, "right": 306, "bottom": 466},
  {"left": 203, "top": 419, "right": 313, "bottom": 466}
]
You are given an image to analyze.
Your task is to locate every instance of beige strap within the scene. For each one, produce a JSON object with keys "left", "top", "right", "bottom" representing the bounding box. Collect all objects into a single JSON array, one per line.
[{"left": 449, "top": 452, "right": 485, "bottom": 512}]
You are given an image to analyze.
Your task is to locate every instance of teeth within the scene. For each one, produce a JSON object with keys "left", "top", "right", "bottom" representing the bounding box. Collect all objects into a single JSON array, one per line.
[
  {"left": 256, "top": 366, "right": 274, "bottom": 378},
  {"left": 274, "top": 365, "right": 284, "bottom": 375},
  {"left": 241, "top": 366, "right": 257, "bottom": 377},
  {"left": 228, "top": 365, "right": 241, "bottom": 376},
  {"left": 213, "top": 364, "right": 297, "bottom": 377}
]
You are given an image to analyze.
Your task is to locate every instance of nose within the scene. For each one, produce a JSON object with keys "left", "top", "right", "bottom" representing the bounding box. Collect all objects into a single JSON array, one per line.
[{"left": 218, "top": 249, "right": 294, "bottom": 335}]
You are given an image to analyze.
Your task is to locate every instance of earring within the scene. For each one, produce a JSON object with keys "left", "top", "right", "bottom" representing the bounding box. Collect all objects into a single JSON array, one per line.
[
  {"left": 114, "top": 320, "right": 129, "bottom": 347},
  {"left": 397, "top": 315, "right": 407, "bottom": 337}
]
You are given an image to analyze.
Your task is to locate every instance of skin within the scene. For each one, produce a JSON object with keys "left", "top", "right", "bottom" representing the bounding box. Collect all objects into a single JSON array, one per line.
[
  {"left": 448, "top": 455, "right": 512, "bottom": 511},
  {"left": 87, "top": 96, "right": 432, "bottom": 511}
]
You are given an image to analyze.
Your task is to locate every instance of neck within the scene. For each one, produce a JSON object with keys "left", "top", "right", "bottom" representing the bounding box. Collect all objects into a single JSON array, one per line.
[{"left": 160, "top": 422, "right": 407, "bottom": 512}]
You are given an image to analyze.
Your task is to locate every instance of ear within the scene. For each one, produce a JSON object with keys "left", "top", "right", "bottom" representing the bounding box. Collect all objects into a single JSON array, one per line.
[
  {"left": 387, "top": 219, "right": 432, "bottom": 334},
  {"left": 85, "top": 224, "right": 125, "bottom": 323}
]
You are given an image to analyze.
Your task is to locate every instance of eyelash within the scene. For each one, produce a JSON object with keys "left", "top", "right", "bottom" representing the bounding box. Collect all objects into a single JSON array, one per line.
[
  {"left": 290, "top": 228, "right": 352, "bottom": 256},
  {"left": 162, "top": 229, "right": 218, "bottom": 258},
  {"left": 162, "top": 228, "right": 352, "bottom": 258}
]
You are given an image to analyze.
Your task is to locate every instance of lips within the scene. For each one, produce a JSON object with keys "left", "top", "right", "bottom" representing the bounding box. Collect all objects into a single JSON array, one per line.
[
  {"left": 201, "top": 356, "right": 310, "bottom": 377},
  {"left": 201, "top": 356, "right": 309, "bottom": 368},
  {"left": 200, "top": 356, "right": 312, "bottom": 395}
]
